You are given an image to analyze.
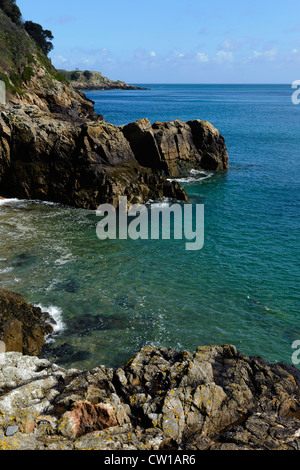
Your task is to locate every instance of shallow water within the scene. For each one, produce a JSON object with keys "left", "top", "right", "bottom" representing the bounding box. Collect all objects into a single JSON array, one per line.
[{"left": 0, "top": 84, "right": 299, "bottom": 369}]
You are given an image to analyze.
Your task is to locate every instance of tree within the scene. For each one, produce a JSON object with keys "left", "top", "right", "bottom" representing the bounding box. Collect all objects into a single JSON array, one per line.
[
  {"left": 24, "top": 21, "right": 54, "bottom": 56},
  {"left": 70, "top": 71, "right": 80, "bottom": 81},
  {"left": 0, "top": 0, "right": 22, "bottom": 24},
  {"left": 83, "top": 70, "right": 92, "bottom": 81}
]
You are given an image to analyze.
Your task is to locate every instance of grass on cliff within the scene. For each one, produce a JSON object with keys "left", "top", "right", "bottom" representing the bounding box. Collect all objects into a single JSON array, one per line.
[{"left": 0, "top": 9, "right": 67, "bottom": 97}]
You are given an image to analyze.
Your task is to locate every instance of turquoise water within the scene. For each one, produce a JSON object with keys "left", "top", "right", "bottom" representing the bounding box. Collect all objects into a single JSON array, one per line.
[{"left": 0, "top": 84, "right": 299, "bottom": 370}]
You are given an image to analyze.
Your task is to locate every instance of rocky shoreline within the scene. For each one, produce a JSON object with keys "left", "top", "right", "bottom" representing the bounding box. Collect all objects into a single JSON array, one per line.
[
  {"left": 0, "top": 104, "right": 228, "bottom": 209},
  {"left": 73, "top": 84, "right": 149, "bottom": 91},
  {"left": 0, "top": 290, "right": 299, "bottom": 451},
  {"left": 57, "top": 69, "right": 149, "bottom": 91}
]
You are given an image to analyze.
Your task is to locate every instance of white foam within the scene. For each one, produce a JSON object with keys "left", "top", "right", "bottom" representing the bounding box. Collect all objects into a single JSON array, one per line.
[
  {"left": 0, "top": 198, "right": 20, "bottom": 207},
  {"left": 146, "top": 197, "right": 178, "bottom": 207},
  {"left": 0, "top": 267, "right": 13, "bottom": 274},
  {"left": 167, "top": 169, "right": 213, "bottom": 184},
  {"left": 54, "top": 253, "right": 75, "bottom": 266},
  {"left": 0, "top": 198, "right": 61, "bottom": 209},
  {"left": 34, "top": 304, "right": 66, "bottom": 341}
]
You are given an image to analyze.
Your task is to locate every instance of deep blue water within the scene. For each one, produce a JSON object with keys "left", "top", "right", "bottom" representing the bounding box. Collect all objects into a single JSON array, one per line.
[{"left": 0, "top": 84, "right": 299, "bottom": 369}]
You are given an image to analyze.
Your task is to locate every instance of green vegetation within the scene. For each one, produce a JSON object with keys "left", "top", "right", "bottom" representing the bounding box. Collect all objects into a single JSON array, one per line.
[
  {"left": 22, "top": 66, "right": 34, "bottom": 82},
  {"left": 0, "top": 0, "right": 21, "bottom": 25},
  {"left": 0, "top": 1, "right": 54, "bottom": 56},
  {"left": 0, "top": 8, "right": 35, "bottom": 96},
  {"left": 0, "top": 3, "right": 64, "bottom": 99},
  {"left": 57, "top": 69, "right": 127, "bottom": 89},
  {"left": 83, "top": 70, "right": 92, "bottom": 80},
  {"left": 0, "top": 71, "right": 24, "bottom": 95},
  {"left": 70, "top": 71, "right": 80, "bottom": 81},
  {"left": 26, "top": 53, "right": 36, "bottom": 64}
]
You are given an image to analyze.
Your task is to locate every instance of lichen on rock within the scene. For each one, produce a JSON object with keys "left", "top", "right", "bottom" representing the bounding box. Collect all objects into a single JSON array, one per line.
[{"left": 0, "top": 344, "right": 299, "bottom": 450}]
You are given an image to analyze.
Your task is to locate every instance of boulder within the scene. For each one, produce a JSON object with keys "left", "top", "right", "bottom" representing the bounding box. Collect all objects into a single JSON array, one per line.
[
  {"left": 123, "top": 118, "right": 229, "bottom": 178},
  {"left": 0, "top": 289, "right": 54, "bottom": 355}
]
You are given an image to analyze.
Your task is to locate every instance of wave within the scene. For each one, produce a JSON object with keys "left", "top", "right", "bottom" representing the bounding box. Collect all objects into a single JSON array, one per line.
[
  {"left": 0, "top": 197, "right": 62, "bottom": 208},
  {"left": 167, "top": 169, "right": 213, "bottom": 184},
  {"left": 34, "top": 304, "right": 66, "bottom": 342},
  {"left": 0, "top": 198, "right": 21, "bottom": 207},
  {"left": 0, "top": 267, "right": 14, "bottom": 274}
]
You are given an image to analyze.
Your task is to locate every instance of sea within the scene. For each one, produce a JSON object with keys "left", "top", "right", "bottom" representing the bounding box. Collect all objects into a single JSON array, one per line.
[{"left": 0, "top": 84, "right": 299, "bottom": 370}]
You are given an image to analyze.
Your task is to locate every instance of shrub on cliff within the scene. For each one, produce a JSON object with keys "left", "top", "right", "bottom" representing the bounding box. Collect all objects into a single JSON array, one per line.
[
  {"left": 83, "top": 70, "right": 92, "bottom": 80},
  {"left": 70, "top": 71, "right": 80, "bottom": 81},
  {"left": 22, "top": 66, "right": 34, "bottom": 82}
]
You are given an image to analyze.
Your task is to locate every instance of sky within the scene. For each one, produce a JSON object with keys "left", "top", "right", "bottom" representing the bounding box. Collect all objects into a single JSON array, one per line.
[{"left": 18, "top": 0, "right": 300, "bottom": 84}]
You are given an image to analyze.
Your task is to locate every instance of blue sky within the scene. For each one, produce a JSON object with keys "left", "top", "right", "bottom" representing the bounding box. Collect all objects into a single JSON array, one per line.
[{"left": 18, "top": 0, "right": 300, "bottom": 84}]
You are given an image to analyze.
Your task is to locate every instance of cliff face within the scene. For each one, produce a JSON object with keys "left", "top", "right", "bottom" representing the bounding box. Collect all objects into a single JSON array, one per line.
[
  {"left": 0, "top": 106, "right": 228, "bottom": 208},
  {"left": 0, "top": 9, "right": 96, "bottom": 120}
]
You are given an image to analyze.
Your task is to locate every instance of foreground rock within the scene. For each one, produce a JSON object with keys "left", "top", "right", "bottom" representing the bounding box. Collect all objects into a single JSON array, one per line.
[
  {"left": 0, "top": 106, "right": 228, "bottom": 209},
  {"left": 0, "top": 345, "right": 299, "bottom": 450},
  {"left": 0, "top": 289, "right": 54, "bottom": 356}
]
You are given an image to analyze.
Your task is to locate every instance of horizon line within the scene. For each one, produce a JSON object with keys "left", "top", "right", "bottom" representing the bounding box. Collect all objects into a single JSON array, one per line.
[{"left": 127, "top": 82, "right": 292, "bottom": 86}]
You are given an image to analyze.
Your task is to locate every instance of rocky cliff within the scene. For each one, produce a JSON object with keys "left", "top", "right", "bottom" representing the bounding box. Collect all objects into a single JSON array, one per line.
[
  {"left": 0, "top": 104, "right": 228, "bottom": 209},
  {"left": 0, "top": 9, "right": 96, "bottom": 121}
]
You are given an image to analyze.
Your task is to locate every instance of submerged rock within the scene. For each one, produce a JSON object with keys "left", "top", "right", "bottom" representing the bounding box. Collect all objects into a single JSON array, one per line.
[{"left": 0, "top": 345, "right": 299, "bottom": 450}]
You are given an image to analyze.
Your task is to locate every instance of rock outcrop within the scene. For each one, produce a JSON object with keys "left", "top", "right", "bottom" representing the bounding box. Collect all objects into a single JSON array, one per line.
[
  {"left": 0, "top": 345, "right": 299, "bottom": 450},
  {"left": 0, "top": 106, "right": 228, "bottom": 209},
  {"left": 123, "top": 118, "right": 228, "bottom": 177},
  {"left": 0, "top": 289, "right": 54, "bottom": 356},
  {"left": 58, "top": 69, "right": 149, "bottom": 91}
]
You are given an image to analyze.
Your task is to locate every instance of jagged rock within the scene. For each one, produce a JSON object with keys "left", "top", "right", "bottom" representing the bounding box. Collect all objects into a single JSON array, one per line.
[
  {"left": 59, "top": 401, "right": 130, "bottom": 439},
  {"left": 123, "top": 118, "right": 229, "bottom": 177},
  {"left": 0, "top": 345, "right": 299, "bottom": 450},
  {"left": 0, "top": 106, "right": 227, "bottom": 209},
  {"left": 0, "top": 289, "right": 54, "bottom": 355},
  {"left": 122, "top": 118, "right": 163, "bottom": 170},
  {"left": 187, "top": 120, "right": 229, "bottom": 170},
  {"left": 73, "top": 425, "right": 165, "bottom": 451}
]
